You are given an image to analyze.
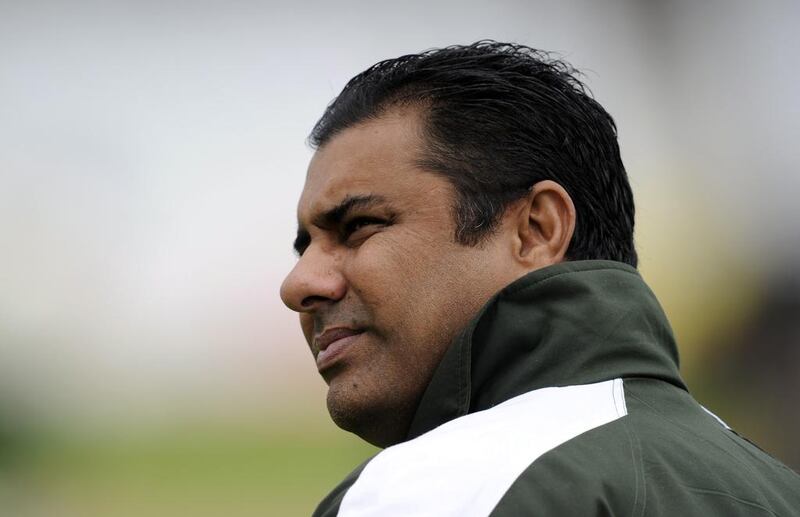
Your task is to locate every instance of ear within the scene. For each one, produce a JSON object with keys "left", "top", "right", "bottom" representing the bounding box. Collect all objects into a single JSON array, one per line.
[{"left": 513, "top": 180, "right": 576, "bottom": 269}]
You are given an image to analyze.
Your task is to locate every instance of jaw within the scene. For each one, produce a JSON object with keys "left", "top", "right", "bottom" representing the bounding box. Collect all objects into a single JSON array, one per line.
[{"left": 324, "top": 359, "right": 421, "bottom": 448}]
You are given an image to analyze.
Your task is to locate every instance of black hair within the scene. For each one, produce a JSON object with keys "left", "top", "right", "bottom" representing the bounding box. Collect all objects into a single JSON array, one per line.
[{"left": 309, "top": 41, "right": 637, "bottom": 267}]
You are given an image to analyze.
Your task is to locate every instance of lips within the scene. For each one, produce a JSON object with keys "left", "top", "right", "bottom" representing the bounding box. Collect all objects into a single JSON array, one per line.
[{"left": 314, "top": 327, "right": 364, "bottom": 371}]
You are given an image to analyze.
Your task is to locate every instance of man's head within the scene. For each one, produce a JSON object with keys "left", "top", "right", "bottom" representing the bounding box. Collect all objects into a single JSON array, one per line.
[
  {"left": 280, "top": 41, "right": 636, "bottom": 447},
  {"left": 310, "top": 41, "right": 636, "bottom": 266}
]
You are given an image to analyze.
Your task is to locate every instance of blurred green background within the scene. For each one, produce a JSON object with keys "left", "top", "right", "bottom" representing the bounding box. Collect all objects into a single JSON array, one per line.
[{"left": 2, "top": 1, "right": 798, "bottom": 515}]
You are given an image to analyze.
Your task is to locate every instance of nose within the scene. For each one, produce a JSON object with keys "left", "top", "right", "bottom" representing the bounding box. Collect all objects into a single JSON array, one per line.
[{"left": 280, "top": 245, "right": 347, "bottom": 313}]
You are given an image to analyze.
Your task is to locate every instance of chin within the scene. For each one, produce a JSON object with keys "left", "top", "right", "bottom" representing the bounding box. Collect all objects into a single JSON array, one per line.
[{"left": 326, "top": 383, "right": 411, "bottom": 448}]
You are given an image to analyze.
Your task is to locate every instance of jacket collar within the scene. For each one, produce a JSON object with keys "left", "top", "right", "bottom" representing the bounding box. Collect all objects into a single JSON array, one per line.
[{"left": 406, "top": 260, "right": 686, "bottom": 441}]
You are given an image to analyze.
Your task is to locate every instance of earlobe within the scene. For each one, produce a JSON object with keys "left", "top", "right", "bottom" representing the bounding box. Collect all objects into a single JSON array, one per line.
[{"left": 515, "top": 180, "right": 576, "bottom": 269}]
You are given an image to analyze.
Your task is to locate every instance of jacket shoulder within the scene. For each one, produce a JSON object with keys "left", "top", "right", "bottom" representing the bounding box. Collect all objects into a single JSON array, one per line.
[
  {"left": 493, "top": 379, "right": 800, "bottom": 517},
  {"left": 491, "top": 415, "right": 642, "bottom": 516},
  {"left": 312, "top": 458, "right": 371, "bottom": 517}
]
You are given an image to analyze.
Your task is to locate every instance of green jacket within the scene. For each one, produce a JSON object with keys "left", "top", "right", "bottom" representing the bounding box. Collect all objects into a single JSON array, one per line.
[{"left": 313, "top": 261, "right": 800, "bottom": 516}]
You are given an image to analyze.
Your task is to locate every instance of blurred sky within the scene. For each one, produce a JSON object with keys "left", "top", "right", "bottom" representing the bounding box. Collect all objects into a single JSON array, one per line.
[{"left": 1, "top": 0, "right": 799, "bottom": 435}]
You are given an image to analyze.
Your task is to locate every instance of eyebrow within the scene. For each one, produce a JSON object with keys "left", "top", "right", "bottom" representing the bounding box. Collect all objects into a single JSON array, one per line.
[{"left": 293, "top": 194, "right": 389, "bottom": 255}]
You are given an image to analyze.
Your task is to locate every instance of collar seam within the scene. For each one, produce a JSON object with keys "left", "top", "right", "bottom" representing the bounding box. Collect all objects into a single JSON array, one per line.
[{"left": 502, "top": 264, "right": 640, "bottom": 298}]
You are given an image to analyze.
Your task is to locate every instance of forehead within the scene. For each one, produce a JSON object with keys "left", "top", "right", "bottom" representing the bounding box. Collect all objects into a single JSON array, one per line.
[{"left": 298, "top": 110, "right": 449, "bottom": 218}]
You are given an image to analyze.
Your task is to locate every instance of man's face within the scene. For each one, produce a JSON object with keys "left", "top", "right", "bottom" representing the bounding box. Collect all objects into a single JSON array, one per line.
[{"left": 280, "top": 109, "right": 516, "bottom": 446}]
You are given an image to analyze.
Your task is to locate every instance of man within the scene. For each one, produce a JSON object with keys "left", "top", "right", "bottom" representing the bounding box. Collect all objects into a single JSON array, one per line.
[{"left": 280, "top": 42, "right": 800, "bottom": 516}]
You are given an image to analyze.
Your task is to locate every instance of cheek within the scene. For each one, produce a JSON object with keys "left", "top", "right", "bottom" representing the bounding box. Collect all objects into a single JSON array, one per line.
[
  {"left": 350, "top": 239, "right": 458, "bottom": 340},
  {"left": 346, "top": 234, "right": 436, "bottom": 308}
]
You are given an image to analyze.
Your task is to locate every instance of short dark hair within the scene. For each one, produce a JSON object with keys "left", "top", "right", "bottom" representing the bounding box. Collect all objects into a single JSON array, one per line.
[{"left": 310, "top": 41, "right": 638, "bottom": 267}]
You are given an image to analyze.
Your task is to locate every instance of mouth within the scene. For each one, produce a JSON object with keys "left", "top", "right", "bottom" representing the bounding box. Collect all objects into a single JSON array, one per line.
[{"left": 314, "top": 327, "right": 364, "bottom": 371}]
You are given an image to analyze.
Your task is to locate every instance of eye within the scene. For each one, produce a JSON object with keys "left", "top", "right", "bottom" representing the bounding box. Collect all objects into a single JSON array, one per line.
[{"left": 341, "top": 216, "right": 389, "bottom": 244}]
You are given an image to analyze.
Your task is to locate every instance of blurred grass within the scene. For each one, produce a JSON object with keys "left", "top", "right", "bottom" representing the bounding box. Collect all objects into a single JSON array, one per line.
[{"left": 0, "top": 418, "right": 377, "bottom": 517}]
